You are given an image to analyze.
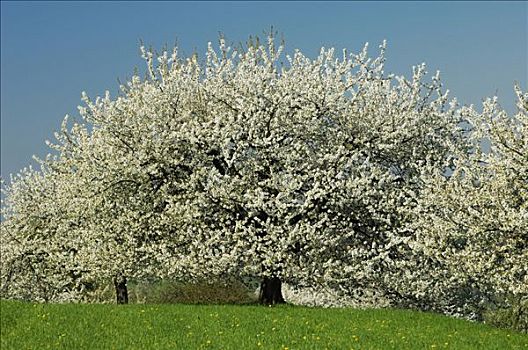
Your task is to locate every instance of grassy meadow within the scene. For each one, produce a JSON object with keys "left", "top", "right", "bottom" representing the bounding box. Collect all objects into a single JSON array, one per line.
[{"left": 1, "top": 300, "right": 527, "bottom": 349}]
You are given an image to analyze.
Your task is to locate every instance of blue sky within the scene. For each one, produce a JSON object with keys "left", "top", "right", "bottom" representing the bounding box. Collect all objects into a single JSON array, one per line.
[{"left": 1, "top": 1, "right": 526, "bottom": 178}]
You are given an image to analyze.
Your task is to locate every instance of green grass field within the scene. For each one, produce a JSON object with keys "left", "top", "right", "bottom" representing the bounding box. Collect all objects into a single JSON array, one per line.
[{"left": 1, "top": 300, "right": 526, "bottom": 349}]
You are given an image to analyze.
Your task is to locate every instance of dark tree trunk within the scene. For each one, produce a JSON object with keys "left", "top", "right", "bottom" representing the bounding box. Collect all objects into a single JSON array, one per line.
[
  {"left": 259, "top": 277, "right": 285, "bottom": 305},
  {"left": 113, "top": 273, "right": 128, "bottom": 304}
]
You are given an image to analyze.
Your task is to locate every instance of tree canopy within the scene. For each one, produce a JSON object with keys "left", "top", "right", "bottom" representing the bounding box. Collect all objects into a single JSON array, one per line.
[{"left": 1, "top": 34, "right": 525, "bottom": 314}]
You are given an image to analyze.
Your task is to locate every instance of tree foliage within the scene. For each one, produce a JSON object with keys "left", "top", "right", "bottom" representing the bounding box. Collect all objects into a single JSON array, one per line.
[{"left": 1, "top": 33, "right": 525, "bottom": 315}]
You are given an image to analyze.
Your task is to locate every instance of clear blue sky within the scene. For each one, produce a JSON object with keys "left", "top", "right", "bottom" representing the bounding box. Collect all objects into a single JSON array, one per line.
[{"left": 1, "top": 1, "right": 526, "bottom": 178}]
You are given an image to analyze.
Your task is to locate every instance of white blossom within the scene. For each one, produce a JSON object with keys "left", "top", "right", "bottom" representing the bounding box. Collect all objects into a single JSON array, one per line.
[{"left": 1, "top": 34, "right": 524, "bottom": 316}]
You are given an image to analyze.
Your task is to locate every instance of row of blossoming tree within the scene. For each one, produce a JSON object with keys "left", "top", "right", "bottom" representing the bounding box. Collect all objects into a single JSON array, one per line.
[{"left": 1, "top": 34, "right": 526, "bottom": 318}]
